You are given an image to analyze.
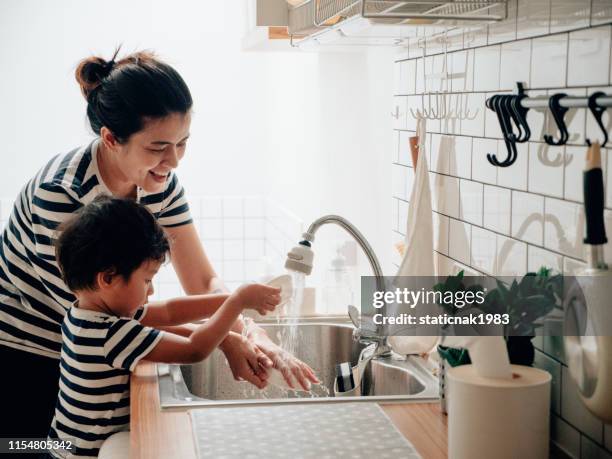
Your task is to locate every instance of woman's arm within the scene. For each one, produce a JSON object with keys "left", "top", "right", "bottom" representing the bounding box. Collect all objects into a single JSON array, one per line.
[
  {"left": 141, "top": 293, "right": 230, "bottom": 327},
  {"left": 165, "top": 223, "right": 245, "bottom": 334}
]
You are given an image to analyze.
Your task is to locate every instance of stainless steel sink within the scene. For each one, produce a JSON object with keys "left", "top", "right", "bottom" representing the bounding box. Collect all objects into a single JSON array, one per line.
[{"left": 158, "top": 320, "right": 439, "bottom": 408}]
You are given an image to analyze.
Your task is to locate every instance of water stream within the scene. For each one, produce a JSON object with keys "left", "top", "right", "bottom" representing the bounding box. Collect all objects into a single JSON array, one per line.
[
  {"left": 237, "top": 269, "right": 332, "bottom": 398},
  {"left": 277, "top": 269, "right": 305, "bottom": 356}
]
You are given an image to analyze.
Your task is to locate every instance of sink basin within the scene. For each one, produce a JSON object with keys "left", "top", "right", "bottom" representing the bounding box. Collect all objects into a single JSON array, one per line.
[{"left": 158, "top": 319, "right": 439, "bottom": 408}]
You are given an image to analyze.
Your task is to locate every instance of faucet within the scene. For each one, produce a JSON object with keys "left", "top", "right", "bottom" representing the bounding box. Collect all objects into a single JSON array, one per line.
[{"left": 284, "top": 214, "right": 391, "bottom": 357}]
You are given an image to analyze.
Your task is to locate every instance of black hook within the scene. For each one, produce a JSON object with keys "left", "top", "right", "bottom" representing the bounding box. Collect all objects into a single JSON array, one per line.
[
  {"left": 490, "top": 135, "right": 518, "bottom": 167},
  {"left": 496, "top": 95, "right": 518, "bottom": 143},
  {"left": 544, "top": 93, "right": 569, "bottom": 146},
  {"left": 486, "top": 94, "right": 518, "bottom": 167},
  {"left": 504, "top": 95, "right": 526, "bottom": 143},
  {"left": 509, "top": 83, "right": 530, "bottom": 143},
  {"left": 586, "top": 91, "right": 608, "bottom": 148}
]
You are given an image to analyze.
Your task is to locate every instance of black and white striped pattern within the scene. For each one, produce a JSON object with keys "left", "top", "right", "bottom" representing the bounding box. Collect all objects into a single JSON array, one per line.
[
  {"left": 0, "top": 139, "right": 192, "bottom": 358},
  {"left": 48, "top": 306, "right": 162, "bottom": 458}
]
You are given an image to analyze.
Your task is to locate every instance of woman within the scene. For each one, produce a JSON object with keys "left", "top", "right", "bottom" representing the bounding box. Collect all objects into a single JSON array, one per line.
[{"left": 0, "top": 49, "right": 317, "bottom": 440}]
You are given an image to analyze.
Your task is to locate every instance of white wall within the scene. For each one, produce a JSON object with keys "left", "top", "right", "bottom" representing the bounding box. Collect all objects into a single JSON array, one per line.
[
  {"left": 0, "top": 0, "right": 394, "bottom": 284},
  {"left": 260, "top": 49, "right": 395, "bottom": 276},
  {"left": 0, "top": 0, "right": 270, "bottom": 197}
]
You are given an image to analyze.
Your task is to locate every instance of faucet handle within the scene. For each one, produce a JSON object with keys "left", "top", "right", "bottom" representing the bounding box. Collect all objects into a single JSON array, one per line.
[
  {"left": 348, "top": 305, "right": 380, "bottom": 341},
  {"left": 352, "top": 326, "right": 381, "bottom": 344}
]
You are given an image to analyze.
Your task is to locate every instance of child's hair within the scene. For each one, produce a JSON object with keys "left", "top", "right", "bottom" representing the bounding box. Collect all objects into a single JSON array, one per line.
[{"left": 56, "top": 195, "right": 170, "bottom": 291}]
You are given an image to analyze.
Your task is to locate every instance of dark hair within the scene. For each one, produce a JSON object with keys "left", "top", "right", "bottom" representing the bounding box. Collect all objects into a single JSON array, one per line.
[
  {"left": 56, "top": 195, "right": 170, "bottom": 292},
  {"left": 75, "top": 47, "right": 193, "bottom": 143}
]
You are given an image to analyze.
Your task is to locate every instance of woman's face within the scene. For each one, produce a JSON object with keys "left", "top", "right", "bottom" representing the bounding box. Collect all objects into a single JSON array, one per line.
[{"left": 113, "top": 111, "right": 191, "bottom": 194}]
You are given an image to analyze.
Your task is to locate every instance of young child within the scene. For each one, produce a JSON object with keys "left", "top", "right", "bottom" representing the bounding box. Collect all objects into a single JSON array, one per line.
[{"left": 46, "top": 195, "right": 282, "bottom": 458}]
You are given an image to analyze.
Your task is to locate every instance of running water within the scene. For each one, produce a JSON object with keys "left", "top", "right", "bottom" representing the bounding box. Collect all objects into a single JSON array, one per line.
[
  {"left": 271, "top": 270, "right": 332, "bottom": 397},
  {"left": 277, "top": 269, "right": 305, "bottom": 357},
  {"left": 237, "top": 270, "right": 332, "bottom": 398}
]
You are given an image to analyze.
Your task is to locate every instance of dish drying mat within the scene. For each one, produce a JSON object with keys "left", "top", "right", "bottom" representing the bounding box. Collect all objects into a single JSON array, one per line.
[{"left": 190, "top": 402, "right": 421, "bottom": 459}]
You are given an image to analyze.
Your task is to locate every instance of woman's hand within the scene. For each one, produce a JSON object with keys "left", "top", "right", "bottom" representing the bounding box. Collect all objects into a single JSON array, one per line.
[
  {"left": 248, "top": 328, "right": 320, "bottom": 391},
  {"left": 219, "top": 332, "right": 273, "bottom": 389}
]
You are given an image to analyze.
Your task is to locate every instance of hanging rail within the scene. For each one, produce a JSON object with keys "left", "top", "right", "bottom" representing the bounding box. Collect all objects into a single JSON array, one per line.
[
  {"left": 520, "top": 95, "right": 612, "bottom": 110},
  {"left": 485, "top": 83, "right": 611, "bottom": 167}
]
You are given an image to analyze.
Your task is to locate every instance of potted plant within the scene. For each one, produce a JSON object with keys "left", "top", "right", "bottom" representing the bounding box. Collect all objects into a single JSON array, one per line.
[{"left": 434, "top": 267, "right": 563, "bottom": 367}]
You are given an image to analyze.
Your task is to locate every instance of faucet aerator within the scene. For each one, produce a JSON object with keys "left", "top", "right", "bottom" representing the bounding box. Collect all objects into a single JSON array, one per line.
[{"left": 285, "top": 241, "right": 314, "bottom": 275}]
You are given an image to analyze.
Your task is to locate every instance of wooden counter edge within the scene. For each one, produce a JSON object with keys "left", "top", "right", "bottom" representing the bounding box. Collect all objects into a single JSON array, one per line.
[
  {"left": 382, "top": 402, "right": 448, "bottom": 458},
  {"left": 131, "top": 361, "right": 447, "bottom": 459},
  {"left": 131, "top": 362, "right": 197, "bottom": 459}
]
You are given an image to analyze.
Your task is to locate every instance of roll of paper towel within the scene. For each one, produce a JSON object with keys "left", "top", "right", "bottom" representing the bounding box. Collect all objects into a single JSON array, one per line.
[{"left": 447, "top": 364, "right": 551, "bottom": 459}]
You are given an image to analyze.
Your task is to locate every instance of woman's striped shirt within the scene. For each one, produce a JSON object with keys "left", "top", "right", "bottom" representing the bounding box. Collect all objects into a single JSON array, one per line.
[
  {"left": 0, "top": 139, "right": 192, "bottom": 358},
  {"left": 47, "top": 305, "right": 163, "bottom": 458}
]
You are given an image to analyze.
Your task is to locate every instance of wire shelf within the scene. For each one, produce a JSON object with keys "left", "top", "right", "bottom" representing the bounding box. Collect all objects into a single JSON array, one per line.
[{"left": 288, "top": 0, "right": 508, "bottom": 36}]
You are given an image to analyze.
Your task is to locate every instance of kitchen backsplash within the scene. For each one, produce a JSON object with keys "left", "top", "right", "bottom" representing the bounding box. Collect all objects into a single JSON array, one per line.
[{"left": 391, "top": 1, "right": 612, "bottom": 457}]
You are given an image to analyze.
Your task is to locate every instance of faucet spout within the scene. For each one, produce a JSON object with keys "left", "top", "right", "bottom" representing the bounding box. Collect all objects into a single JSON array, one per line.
[
  {"left": 292, "top": 215, "right": 389, "bottom": 354},
  {"left": 302, "top": 215, "right": 385, "bottom": 292}
]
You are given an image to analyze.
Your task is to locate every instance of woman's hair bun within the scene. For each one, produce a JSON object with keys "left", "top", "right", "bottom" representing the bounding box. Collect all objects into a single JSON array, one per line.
[
  {"left": 75, "top": 48, "right": 120, "bottom": 99},
  {"left": 76, "top": 46, "right": 192, "bottom": 141}
]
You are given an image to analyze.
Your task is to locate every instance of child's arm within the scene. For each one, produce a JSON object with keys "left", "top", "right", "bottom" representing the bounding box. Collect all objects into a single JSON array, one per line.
[
  {"left": 140, "top": 294, "right": 230, "bottom": 328},
  {"left": 156, "top": 323, "right": 197, "bottom": 337},
  {"left": 144, "top": 284, "right": 280, "bottom": 364}
]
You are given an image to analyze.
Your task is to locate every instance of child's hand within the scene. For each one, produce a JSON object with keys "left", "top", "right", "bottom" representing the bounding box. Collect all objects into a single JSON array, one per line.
[{"left": 234, "top": 283, "right": 282, "bottom": 316}]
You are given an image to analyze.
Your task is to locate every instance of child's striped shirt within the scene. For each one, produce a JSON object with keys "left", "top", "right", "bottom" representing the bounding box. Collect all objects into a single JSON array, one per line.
[{"left": 48, "top": 304, "right": 163, "bottom": 458}]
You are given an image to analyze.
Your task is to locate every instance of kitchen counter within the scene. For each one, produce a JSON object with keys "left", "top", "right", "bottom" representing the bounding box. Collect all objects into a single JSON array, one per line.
[{"left": 130, "top": 362, "right": 448, "bottom": 459}]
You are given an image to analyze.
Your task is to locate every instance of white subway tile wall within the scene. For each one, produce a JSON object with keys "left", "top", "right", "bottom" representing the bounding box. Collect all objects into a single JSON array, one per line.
[
  {"left": 392, "top": 6, "right": 612, "bottom": 456},
  {"left": 511, "top": 191, "right": 544, "bottom": 246},
  {"left": 459, "top": 179, "right": 484, "bottom": 225},
  {"left": 550, "top": 0, "right": 591, "bottom": 34},
  {"left": 517, "top": 0, "right": 551, "bottom": 39},
  {"left": 528, "top": 143, "right": 565, "bottom": 198},
  {"left": 483, "top": 184, "right": 511, "bottom": 235},
  {"left": 197, "top": 196, "right": 303, "bottom": 292},
  {"left": 471, "top": 226, "right": 497, "bottom": 274},
  {"left": 530, "top": 34, "right": 568, "bottom": 89},
  {"left": 500, "top": 40, "right": 532, "bottom": 90},
  {"left": 567, "top": 27, "right": 611, "bottom": 87}
]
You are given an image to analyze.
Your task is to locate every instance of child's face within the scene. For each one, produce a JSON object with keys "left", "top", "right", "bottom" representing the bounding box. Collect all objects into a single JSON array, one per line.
[{"left": 108, "top": 259, "right": 162, "bottom": 317}]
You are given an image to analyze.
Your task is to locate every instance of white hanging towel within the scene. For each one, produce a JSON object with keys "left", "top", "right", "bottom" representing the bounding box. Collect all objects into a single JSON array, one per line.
[
  {"left": 389, "top": 117, "right": 438, "bottom": 355},
  {"left": 397, "top": 118, "right": 434, "bottom": 277}
]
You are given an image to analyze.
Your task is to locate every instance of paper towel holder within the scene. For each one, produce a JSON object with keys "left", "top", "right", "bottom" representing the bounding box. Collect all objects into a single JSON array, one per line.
[
  {"left": 563, "top": 272, "right": 612, "bottom": 422},
  {"left": 564, "top": 297, "right": 599, "bottom": 398}
]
